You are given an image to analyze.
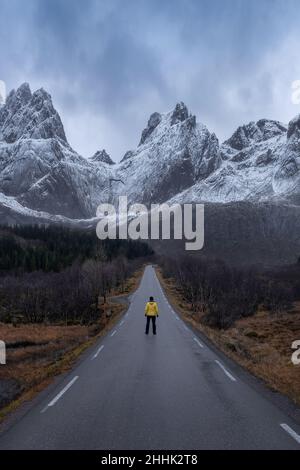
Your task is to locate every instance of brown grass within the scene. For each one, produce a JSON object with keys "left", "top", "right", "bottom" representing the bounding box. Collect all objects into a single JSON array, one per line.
[
  {"left": 0, "top": 266, "right": 144, "bottom": 422},
  {"left": 156, "top": 268, "right": 300, "bottom": 406}
]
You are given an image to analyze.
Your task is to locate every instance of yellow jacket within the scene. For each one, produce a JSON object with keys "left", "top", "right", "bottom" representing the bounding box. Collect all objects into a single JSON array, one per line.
[{"left": 145, "top": 301, "right": 159, "bottom": 317}]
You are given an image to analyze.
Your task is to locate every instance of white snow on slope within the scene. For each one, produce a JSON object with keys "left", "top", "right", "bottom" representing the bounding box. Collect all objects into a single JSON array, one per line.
[{"left": 0, "top": 84, "right": 300, "bottom": 224}]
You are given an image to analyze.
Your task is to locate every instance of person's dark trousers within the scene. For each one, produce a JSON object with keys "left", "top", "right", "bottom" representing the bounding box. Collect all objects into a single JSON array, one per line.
[{"left": 145, "top": 316, "right": 156, "bottom": 334}]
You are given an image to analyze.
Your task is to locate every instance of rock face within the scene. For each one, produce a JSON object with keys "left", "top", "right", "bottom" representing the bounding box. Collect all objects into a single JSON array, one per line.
[{"left": 139, "top": 112, "right": 161, "bottom": 146}]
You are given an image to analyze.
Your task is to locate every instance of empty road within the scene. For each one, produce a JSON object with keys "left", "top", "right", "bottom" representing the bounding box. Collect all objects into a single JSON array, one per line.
[{"left": 0, "top": 265, "right": 299, "bottom": 450}]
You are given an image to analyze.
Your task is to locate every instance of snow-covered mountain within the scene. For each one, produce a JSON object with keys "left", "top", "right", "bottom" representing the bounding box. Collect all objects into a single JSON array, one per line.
[
  {"left": 112, "top": 102, "right": 221, "bottom": 204},
  {"left": 1, "top": 82, "right": 300, "bottom": 224},
  {"left": 90, "top": 149, "right": 115, "bottom": 165},
  {"left": 170, "top": 116, "right": 300, "bottom": 205},
  {"left": 0, "top": 83, "right": 112, "bottom": 218}
]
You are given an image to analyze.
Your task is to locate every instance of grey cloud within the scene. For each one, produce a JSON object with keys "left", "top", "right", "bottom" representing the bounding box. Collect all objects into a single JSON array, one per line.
[{"left": 0, "top": 0, "right": 300, "bottom": 159}]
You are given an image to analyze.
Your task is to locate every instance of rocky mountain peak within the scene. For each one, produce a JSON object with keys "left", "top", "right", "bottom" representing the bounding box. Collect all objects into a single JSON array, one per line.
[
  {"left": 0, "top": 83, "right": 67, "bottom": 143},
  {"left": 224, "top": 119, "right": 287, "bottom": 151},
  {"left": 139, "top": 112, "right": 162, "bottom": 146},
  {"left": 138, "top": 102, "right": 193, "bottom": 147},
  {"left": 7, "top": 82, "right": 32, "bottom": 107},
  {"left": 91, "top": 149, "right": 115, "bottom": 165},
  {"left": 170, "top": 102, "right": 189, "bottom": 125}
]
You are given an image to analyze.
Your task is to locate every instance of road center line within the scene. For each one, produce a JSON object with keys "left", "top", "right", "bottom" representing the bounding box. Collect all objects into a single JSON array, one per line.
[
  {"left": 111, "top": 330, "right": 117, "bottom": 337},
  {"left": 215, "top": 360, "right": 236, "bottom": 382},
  {"left": 42, "top": 376, "right": 79, "bottom": 412},
  {"left": 193, "top": 336, "right": 204, "bottom": 348},
  {"left": 280, "top": 424, "right": 300, "bottom": 444},
  {"left": 92, "top": 345, "right": 104, "bottom": 360}
]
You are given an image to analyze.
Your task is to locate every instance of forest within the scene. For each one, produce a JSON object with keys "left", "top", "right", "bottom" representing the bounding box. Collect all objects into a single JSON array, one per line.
[
  {"left": 160, "top": 254, "right": 300, "bottom": 329},
  {"left": 0, "top": 225, "right": 154, "bottom": 325}
]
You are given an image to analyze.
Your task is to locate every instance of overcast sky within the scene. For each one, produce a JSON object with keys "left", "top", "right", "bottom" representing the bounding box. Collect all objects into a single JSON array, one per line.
[{"left": 1, "top": 0, "right": 300, "bottom": 161}]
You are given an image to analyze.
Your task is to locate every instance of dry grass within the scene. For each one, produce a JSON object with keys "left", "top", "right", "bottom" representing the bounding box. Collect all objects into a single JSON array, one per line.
[
  {"left": 157, "top": 268, "right": 300, "bottom": 406},
  {"left": 0, "top": 266, "right": 144, "bottom": 421}
]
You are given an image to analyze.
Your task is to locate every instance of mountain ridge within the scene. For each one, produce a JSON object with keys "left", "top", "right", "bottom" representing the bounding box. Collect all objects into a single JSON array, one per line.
[{"left": 0, "top": 83, "right": 300, "bottom": 230}]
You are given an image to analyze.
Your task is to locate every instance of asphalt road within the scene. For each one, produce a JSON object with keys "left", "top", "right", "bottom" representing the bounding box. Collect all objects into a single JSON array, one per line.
[{"left": 0, "top": 265, "right": 299, "bottom": 450}]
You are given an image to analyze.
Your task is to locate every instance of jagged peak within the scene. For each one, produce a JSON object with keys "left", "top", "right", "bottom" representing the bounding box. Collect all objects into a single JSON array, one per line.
[
  {"left": 139, "top": 102, "right": 194, "bottom": 147},
  {"left": 139, "top": 112, "right": 162, "bottom": 146},
  {"left": 33, "top": 87, "right": 51, "bottom": 100},
  {"left": 224, "top": 119, "right": 287, "bottom": 150},
  {"left": 0, "top": 83, "right": 67, "bottom": 143},
  {"left": 6, "top": 82, "right": 32, "bottom": 107},
  {"left": 16, "top": 82, "right": 32, "bottom": 99},
  {"left": 90, "top": 149, "right": 115, "bottom": 165},
  {"left": 170, "top": 101, "right": 189, "bottom": 125}
]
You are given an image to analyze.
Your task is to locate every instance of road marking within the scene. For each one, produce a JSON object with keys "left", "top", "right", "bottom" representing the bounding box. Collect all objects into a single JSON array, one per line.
[
  {"left": 91, "top": 345, "right": 104, "bottom": 360},
  {"left": 215, "top": 360, "right": 236, "bottom": 382},
  {"left": 120, "top": 320, "right": 125, "bottom": 326},
  {"left": 42, "top": 376, "right": 79, "bottom": 412},
  {"left": 111, "top": 330, "right": 117, "bottom": 337},
  {"left": 183, "top": 325, "right": 188, "bottom": 331},
  {"left": 193, "top": 337, "right": 204, "bottom": 348},
  {"left": 280, "top": 423, "right": 300, "bottom": 444}
]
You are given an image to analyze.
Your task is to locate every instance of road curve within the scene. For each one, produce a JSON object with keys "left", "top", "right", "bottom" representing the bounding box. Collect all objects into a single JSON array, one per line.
[{"left": 0, "top": 265, "right": 299, "bottom": 450}]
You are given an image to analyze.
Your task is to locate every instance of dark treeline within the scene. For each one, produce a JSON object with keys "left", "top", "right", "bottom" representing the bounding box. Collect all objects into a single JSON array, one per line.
[
  {"left": 0, "top": 258, "right": 141, "bottom": 325},
  {"left": 161, "top": 255, "right": 298, "bottom": 329},
  {"left": 0, "top": 225, "right": 153, "bottom": 273},
  {"left": 0, "top": 225, "right": 154, "bottom": 324}
]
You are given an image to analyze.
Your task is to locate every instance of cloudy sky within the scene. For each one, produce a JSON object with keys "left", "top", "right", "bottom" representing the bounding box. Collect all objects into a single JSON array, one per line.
[{"left": 1, "top": 0, "right": 300, "bottom": 161}]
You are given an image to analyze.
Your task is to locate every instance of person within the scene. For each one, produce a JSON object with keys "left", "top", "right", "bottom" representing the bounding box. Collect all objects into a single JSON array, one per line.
[{"left": 144, "top": 296, "right": 159, "bottom": 335}]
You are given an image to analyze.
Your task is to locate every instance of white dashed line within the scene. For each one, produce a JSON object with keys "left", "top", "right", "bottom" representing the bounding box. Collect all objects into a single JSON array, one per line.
[
  {"left": 215, "top": 360, "right": 236, "bottom": 382},
  {"left": 193, "top": 337, "right": 204, "bottom": 348},
  {"left": 91, "top": 345, "right": 104, "bottom": 360},
  {"left": 111, "top": 330, "right": 117, "bottom": 337},
  {"left": 42, "top": 376, "right": 79, "bottom": 412},
  {"left": 120, "top": 320, "right": 125, "bottom": 326},
  {"left": 280, "top": 424, "right": 300, "bottom": 444}
]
